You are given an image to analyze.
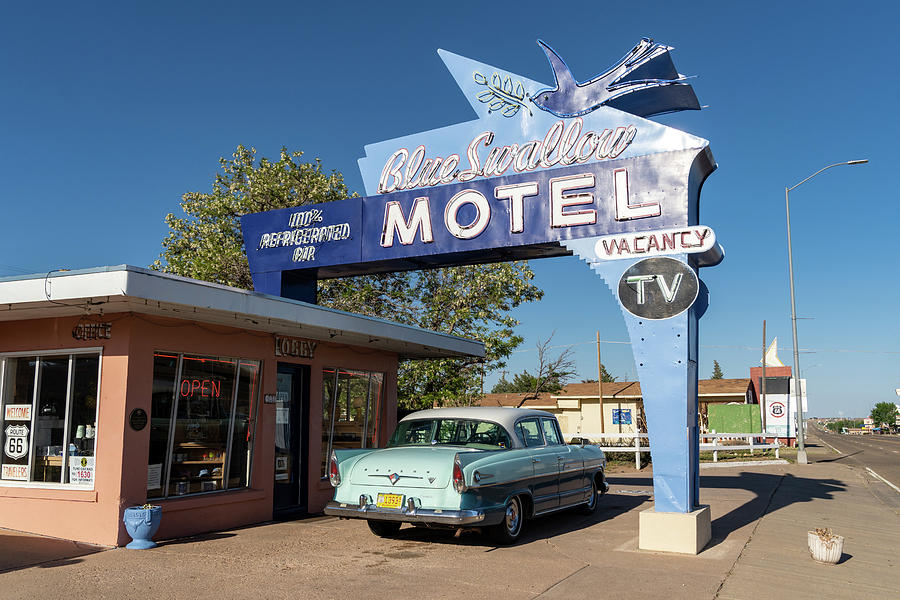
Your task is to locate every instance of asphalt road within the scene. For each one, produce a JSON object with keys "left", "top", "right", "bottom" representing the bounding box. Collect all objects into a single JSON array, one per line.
[{"left": 807, "top": 422, "right": 900, "bottom": 511}]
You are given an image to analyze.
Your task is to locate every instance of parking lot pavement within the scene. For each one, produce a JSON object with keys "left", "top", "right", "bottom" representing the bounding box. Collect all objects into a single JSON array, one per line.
[{"left": 1, "top": 459, "right": 896, "bottom": 599}]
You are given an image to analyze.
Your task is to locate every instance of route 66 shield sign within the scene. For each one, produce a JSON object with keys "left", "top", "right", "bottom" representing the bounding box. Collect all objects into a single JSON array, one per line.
[{"left": 4, "top": 424, "right": 29, "bottom": 460}]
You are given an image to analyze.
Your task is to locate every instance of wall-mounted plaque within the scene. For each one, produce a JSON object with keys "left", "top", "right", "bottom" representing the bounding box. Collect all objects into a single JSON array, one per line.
[{"left": 129, "top": 408, "right": 148, "bottom": 431}]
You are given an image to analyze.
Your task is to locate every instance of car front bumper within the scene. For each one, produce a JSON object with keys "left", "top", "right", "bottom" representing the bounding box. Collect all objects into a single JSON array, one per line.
[{"left": 324, "top": 501, "right": 501, "bottom": 526}]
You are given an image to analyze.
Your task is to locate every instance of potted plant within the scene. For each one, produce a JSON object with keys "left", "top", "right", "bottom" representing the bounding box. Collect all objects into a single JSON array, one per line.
[
  {"left": 808, "top": 528, "right": 843, "bottom": 564},
  {"left": 123, "top": 503, "right": 162, "bottom": 549}
]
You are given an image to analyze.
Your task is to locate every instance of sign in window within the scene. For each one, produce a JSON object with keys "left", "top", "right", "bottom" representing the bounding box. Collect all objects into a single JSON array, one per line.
[{"left": 0, "top": 352, "right": 100, "bottom": 486}]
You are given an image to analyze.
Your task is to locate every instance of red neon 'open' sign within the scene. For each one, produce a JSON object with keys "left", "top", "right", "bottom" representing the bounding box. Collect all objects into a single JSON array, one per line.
[{"left": 179, "top": 379, "right": 221, "bottom": 398}]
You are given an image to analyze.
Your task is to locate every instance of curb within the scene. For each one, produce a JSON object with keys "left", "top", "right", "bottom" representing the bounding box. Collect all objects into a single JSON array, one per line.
[{"left": 700, "top": 459, "right": 789, "bottom": 469}]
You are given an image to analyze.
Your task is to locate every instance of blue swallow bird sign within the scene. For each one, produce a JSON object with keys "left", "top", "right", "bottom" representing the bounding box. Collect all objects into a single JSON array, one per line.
[{"left": 242, "top": 40, "right": 723, "bottom": 528}]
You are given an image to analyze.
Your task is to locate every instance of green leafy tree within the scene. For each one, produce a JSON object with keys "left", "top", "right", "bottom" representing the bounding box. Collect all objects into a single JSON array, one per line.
[
  {"left": 153, "top": 145, "right": 543, "bottom": 409},
  {"left": 711, "top": 360, "right": 724, "bottom": 379},
  {"left": 599, "top": 363, "right": 617, "bottom": 383},
  {"left": 580, "top": 364, "right": 617, "bottom": 384},
  {"left": 870, "top": 402, "right": 898, "bottom": 428},
  {"left": 825, "top": 419, "right": 863, "bottom": 433},
  {"left": 492, "top": 370, "right": 569, "bottom": 394},
  {"left": 154, "top": 145, "right": 352, "bottom": 288}
]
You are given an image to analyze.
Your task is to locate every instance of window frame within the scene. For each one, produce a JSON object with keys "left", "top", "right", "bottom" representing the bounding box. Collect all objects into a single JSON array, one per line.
[
  {"left": 540, "top": 417, "right": 564, "bottom": 446},
  {"left": 0, "top": 348, "right": 103, "bottom": 490},
  {"left": 514, "top": 417, "right": 546, "bottom": 448},
  {"left": 387, "top": 418, "right": 513, "bottom": 450},
  {"left": 149, "top": 352, "right": 261, "bottom": 499},
  {"left": 321, "top": 367, "right": 385, "bottom": 479}
]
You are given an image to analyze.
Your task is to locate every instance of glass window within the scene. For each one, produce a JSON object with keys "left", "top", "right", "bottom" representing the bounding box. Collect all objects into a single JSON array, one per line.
[
  {"left": 147, "top": 353, "right": 260, "bottom": 498},
  {"left": 321, "top": 368, "right": 384, "bottom": 478},
  {"left": 227, "top": 360, "right": 259, "bottom": 489},
  {"left": 389, "top": 420, "right": 435, "bottom": 446},
  {"left": 67, "top": 355, "right": 99, "bottom": 484},
  {"left": 320, "top": 368, "right": 336, "bottom": 478},
  {"left": 147, "top": 354, "right": 177, "bottom": 499},
  {"left": 0, "top": 352, "right": 101, "bottom": 487},
  {"left": 31, "top": 356, "right": 68, "bottom": 483},
  {"left": 541, "top": 418, "right": 563, "bottom": 445},
  {"left": 389, "top": 418, "right": 512, "bottom": 450},
  {"left": 515, "top": 418, "right": 544, "bottom": 447}
]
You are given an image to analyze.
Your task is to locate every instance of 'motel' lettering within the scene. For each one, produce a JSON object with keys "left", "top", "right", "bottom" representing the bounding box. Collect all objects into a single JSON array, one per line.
[{"left": 380, "top": 167, "right": 659, "bottom": 248}]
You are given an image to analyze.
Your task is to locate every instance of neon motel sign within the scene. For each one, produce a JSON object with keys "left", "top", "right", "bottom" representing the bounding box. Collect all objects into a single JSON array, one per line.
[{"left": 241, "top": 39, "right": 722, "bottom": 516}]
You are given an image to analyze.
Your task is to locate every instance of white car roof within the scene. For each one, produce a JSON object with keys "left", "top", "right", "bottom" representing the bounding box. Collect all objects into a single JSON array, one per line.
[{"left": 400, "top": 406, "right": 554, "bottom": 433}]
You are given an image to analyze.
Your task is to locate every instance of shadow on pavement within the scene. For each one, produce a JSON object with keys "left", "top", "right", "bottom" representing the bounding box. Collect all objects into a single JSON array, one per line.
[
  {"left": 371, "top": 491, "right": 650, "bottom": 548},
  {"left": 812, "top": 450, "right": 863, "bottom": 463},
  {"left": 0, "top": 532, "right": 105, "bottom": 574},
  {"left": 157, "top": 531, "right": 237, "bottom": 546},
  {"left": 709, "top": 473, "right": 846, "bottom": 541},
  {"left": 607, "top": 471, "right": 848, "bottom": 546}
]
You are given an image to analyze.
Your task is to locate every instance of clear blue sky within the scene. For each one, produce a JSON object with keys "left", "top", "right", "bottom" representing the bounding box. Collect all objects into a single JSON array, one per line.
[{"left": 1, "top": 2, "right": 897, "bottom": 418}]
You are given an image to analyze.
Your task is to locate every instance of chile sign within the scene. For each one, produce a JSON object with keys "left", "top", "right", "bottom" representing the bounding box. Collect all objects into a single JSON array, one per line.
[{"left": 242, "top": 39, "right": 723, "bottom": 515}]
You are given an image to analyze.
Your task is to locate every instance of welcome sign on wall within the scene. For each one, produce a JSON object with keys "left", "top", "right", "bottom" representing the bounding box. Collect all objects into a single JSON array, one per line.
[{"left": 243, "top": 39, "right": 722, "bottom": 519}]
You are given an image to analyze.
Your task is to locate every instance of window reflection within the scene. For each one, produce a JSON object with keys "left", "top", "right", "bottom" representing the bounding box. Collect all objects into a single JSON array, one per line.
[
  {"left": 320, "top": 369, "right": 384, "bottom": 478},
  {"left": 148, "top": 353, "right": 259, "bottom": 498}
]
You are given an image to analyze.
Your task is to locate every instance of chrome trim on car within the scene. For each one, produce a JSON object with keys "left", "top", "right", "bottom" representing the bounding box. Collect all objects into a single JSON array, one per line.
[
  {"left": 467, "top": 468, "right": 603, "bottom": 491},
  {"left": 368, "top": 473, "right": 424, "bottom": 482},
  {"left": 465, "top": 473, "right": 534, "bottom": 490},
  {"left": 324, "top": 501, "right": 486, "bottom": 525}
]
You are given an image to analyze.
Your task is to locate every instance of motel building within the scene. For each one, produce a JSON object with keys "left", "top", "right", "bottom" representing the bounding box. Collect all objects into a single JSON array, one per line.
[{"left": 0, "top": 265, "right": 482, "bottom": 546}]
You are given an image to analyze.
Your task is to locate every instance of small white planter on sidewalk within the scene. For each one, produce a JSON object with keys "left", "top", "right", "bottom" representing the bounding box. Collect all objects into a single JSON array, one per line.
[{"left": 808, "top": 529, "right": 844, "bottom": 564}]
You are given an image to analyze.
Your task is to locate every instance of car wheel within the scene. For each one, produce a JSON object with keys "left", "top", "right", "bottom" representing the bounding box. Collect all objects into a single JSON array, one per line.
[
  {"left": 490, "top": 495, "right": 524, "bottom": 544},
  {"left": 367, "top": 520, "right": 402, "bottom": 537},
  {"left": 577, "top": 477, "right": 599, "bottom": 515}
]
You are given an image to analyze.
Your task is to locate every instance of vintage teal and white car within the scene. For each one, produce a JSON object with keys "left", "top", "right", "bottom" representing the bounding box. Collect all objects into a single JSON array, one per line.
[{"left": 324, "top": 407, "right": 607, "bottom": 543}]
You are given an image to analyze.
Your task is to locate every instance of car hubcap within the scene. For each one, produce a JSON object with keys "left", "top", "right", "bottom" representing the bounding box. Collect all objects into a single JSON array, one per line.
[{"left": 506, "top": 499, "right": 520, "bottom": 534}]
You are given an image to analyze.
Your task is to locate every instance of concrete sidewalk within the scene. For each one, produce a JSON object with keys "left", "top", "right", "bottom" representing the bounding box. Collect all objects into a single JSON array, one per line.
[
  {"left": 716, "top": 445, "right": 899, "bottom": 599},
  {"left": 0, "top": 445, "right": 896, "bottom": 599}
]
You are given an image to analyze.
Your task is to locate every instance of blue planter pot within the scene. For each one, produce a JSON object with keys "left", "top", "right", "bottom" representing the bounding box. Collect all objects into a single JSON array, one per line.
[{"left": 123, "top": 506, "right": 162, "bottom": 549}]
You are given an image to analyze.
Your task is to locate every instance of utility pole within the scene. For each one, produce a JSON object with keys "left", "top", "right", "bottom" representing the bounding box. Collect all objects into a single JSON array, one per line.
[
  {"left": 761, "top": 320, "right": 767, "bottom": 433},
  {"left": 597, "top": 331, "right": 605, "bottom": 434},
  {"left": 784, "top": 159, "right": 867, "bottom": 464}
]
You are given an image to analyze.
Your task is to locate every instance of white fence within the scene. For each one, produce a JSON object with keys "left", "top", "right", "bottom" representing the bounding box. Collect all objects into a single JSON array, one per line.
[
  {"left": 699, "top": 433, "right": 780, "bottom": 462},
  {"left": 565, "top": 432, "right": 648, "bottom": 469},
  {"left": 565, "top": 432, "right": 780, "bottom": 469}
]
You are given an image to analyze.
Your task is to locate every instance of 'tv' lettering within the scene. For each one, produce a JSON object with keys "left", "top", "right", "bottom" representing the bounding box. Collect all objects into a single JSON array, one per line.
[{"left": 625, "top": 273, "right": 684, "bottom": 304}]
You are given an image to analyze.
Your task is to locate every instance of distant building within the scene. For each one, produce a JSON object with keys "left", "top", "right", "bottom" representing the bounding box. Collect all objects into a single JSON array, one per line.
[
  {"left": 750, "top": 365, "right": 807, "bottom": 445},
  {"left": 480, "top": 378, "right": 755, "bottom": 438}
]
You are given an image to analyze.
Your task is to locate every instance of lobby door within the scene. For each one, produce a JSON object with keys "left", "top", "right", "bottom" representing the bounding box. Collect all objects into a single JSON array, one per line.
[{"left": 273, "top": 363, "right": 309, "bottom": 516}]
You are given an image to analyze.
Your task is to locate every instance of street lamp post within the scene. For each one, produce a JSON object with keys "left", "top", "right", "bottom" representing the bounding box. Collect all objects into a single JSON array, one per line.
[{"left": 786, "top": 159, "right": 867, "bottom": 464}]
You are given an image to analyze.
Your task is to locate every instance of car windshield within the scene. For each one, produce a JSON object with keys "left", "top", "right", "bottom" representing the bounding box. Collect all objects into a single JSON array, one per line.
[{"left": 388, "top": 418, "right": 512, "bottom": 450}]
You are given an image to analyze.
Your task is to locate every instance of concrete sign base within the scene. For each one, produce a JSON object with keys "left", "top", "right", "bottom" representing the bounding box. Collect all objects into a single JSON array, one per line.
[{"left": 639, "top": 505, "right": 711, "bottom": 554}]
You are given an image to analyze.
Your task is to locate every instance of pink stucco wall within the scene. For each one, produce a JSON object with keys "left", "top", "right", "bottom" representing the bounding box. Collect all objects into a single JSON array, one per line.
[{"left": 0, "top": 313, "right": 398, "bottom": 546}]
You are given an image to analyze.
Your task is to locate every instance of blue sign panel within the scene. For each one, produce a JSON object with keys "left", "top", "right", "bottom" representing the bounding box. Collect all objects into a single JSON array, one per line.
[
  {"left": 241, "top": 198, "right": 364, "bottom": 273},
  {"left": 242, "top": 40, "right": 719, "bottom": 291},
  {"left": 612, "top": 408, "right": 632, "bottom": 426},
  {"left": 242, "top": 148, "right": 712, "bottom": 285}
]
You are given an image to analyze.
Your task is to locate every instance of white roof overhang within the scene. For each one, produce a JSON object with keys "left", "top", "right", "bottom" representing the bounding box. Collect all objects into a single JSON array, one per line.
[{"left": 0, "top": 266, "right": 484, "bottom": 360}]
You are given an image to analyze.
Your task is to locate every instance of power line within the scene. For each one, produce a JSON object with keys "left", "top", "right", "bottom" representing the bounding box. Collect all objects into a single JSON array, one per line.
[
  {"left": 0, "top": 263, "right": 39, "bottom": 275},
  {"left": 510, "top": 339, "right": 900, "bottom": 356}
]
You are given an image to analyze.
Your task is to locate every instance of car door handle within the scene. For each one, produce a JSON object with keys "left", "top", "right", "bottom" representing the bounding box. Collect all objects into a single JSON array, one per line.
[{"left": 532, "top": 457, "right": 541, "bottom": 463}]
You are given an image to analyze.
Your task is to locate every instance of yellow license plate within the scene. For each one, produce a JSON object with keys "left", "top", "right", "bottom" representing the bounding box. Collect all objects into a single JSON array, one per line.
[{"left": 376, "top": 493, "right": 403, "bottom": 509}]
